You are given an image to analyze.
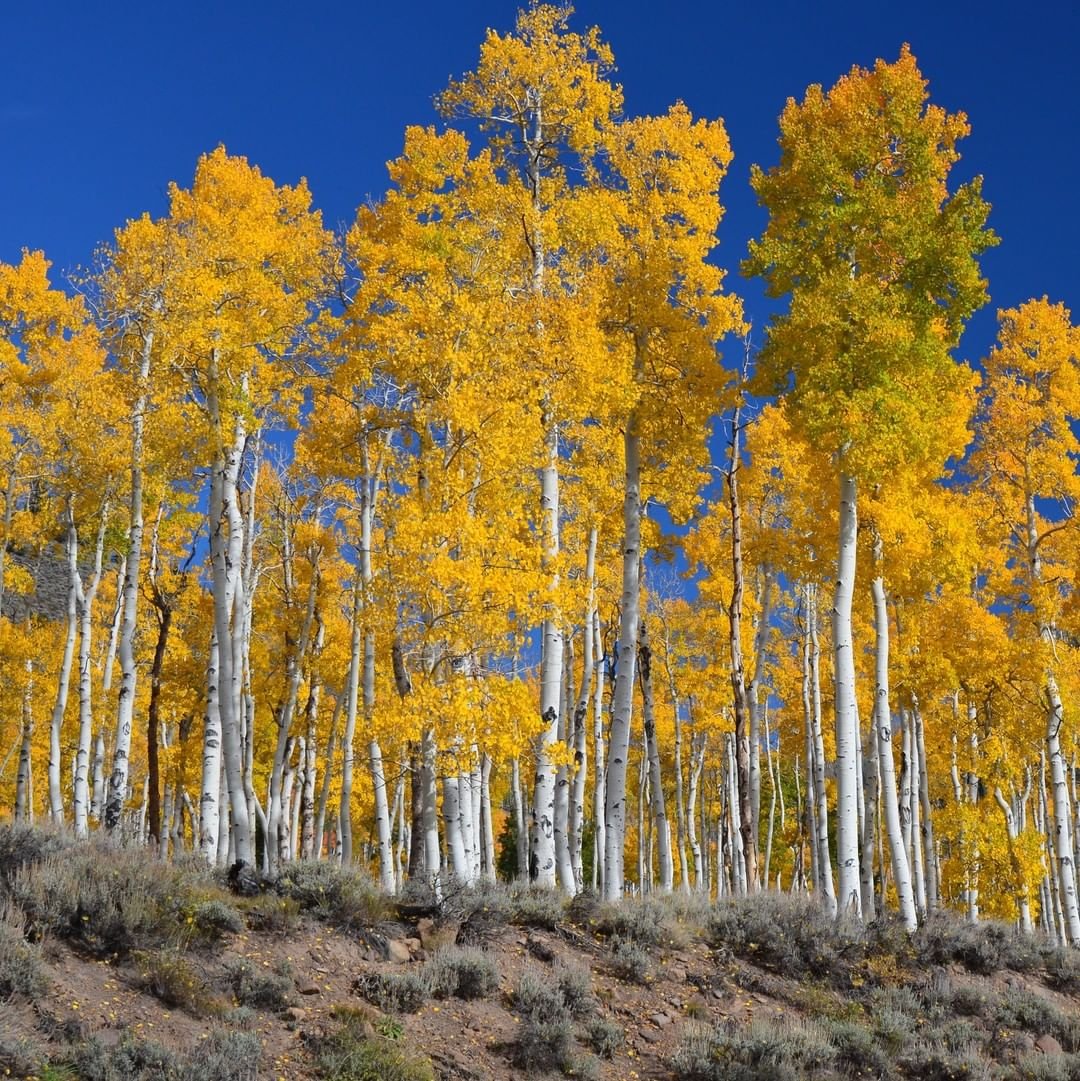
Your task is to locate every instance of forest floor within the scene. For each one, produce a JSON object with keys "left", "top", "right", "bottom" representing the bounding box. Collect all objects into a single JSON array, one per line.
[{"left": 2, "top": 827, "right": 1080, "bottom": 1081}]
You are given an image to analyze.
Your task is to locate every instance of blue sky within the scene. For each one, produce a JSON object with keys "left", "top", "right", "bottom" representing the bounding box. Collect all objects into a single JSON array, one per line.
[{"left": 1, "top": 0, "right": 1076, "bottom": 376}]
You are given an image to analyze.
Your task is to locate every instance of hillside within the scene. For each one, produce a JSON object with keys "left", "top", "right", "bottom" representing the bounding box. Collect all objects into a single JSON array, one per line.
[{"left": 2, "top": 826, "right": 1080, "bottom": 1081}]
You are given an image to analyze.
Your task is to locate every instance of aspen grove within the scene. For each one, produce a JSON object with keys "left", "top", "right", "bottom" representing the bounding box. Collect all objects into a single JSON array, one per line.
[{"left": 4, "top": 7, "right": 1080, "bottom": 942}]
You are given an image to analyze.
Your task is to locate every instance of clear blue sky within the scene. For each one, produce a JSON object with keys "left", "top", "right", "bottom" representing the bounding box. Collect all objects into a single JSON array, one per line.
[{"left": 2, "top": 0, "right": 1076, "bottom": 371}]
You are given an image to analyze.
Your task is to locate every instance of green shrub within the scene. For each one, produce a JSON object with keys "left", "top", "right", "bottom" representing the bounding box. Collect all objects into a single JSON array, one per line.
[
  {"left": 11, "top": 842, "right": 216, "bottom": 958},
  {"left": 914, "top": 912, "right": 1042, "bottom": 976},
  {"left": 507, "top": 883, "right": 566, "bottom": 930},
  {"left": 353, "top": 970, "right": 430, "bottom": 1014},
  {"left": 673, "top": 1018, "right": 836, "bottom": 1081},
  {"left": 64, "top": 1030, "right": 260, "bottom": 1081},
  {"left": 236, "top": 893, "right": 302, "bottom": 934},
  {"left": 895, "top": 1042, "right": 991, "bottom": 1081},
  {"left": 275, "top": 860, "right": 388, "bottom": 928},
  {"left": 189, "top": 898, "right": 243, "bottom": 940},
  {"left": 0, "top": 903, "right": 47, "bottom": 999},
  {"left": 315, "top": 1006, "right": 434, "bottom": 1081},
  {"left": 133, "top": 949, "right": 222, "bottom": 1017},
  {"left": 707, "top": 892, "right": 866, "bottom": 985},
  {"left": 595, "top": 896, "right": 673, "bottom": 946},
  {"left": 608, "top": 936, "right": 651, "bottom": 985},
  {"left": 1044, "top": 946, "right": 1080, "bottom": 994},
  {"left": 223, "top": 957, "right": 293, "bottom": 1010},
  {"left": 425, "top": 946, "right": 499, "bottom": 1000},
  {"left": 0, "top": 1033, "right": 45, "bottom": 1078},
  {"left": 584, "top": 1016, "right": 623, "bottom": 1059},
  {"left": 994, "top": 989, "right": 1080, "bottom": 1050},
  {"left": 0, "top": 822, "right": 75, "bottom": 894},
  {"left": 511, "top": 966, "right": 592, "bottom": 1075}
]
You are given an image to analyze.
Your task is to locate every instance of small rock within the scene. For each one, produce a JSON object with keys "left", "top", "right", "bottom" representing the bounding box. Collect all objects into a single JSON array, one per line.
[
  {"left": 1036, "top": 1034, "right": 1063, "bottom": 1056},
  {"left": 296, "top": 981, "right": 321, "bottom": 996},
  {"left": 386, "top": 939, "right": 412, "bottom": 964},
  {"left": 711, "top": 988, "right": 724, "bottom": 1000},
  {"left": 1015, "top": 1034, "right": 1036, "bottom": 1053},
  {"left": 651, "top": 1013, "right": 671, "bottom": 1028},
  {"left": 640, "top": 1028, "right": 662, "bottom": 1044},
  {"left": 284, "top": 1007, "right": 307, "bottom": 1022}
]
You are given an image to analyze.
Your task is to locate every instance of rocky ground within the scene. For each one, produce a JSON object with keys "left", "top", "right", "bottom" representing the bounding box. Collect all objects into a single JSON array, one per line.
[{"left": 2, "top": 826, "right": 1080, "bottom": 1080}]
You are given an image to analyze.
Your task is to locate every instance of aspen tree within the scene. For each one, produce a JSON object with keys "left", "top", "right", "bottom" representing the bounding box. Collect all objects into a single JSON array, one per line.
[{"left": 747, "top": 47, "right": 994, "bottom": 916}]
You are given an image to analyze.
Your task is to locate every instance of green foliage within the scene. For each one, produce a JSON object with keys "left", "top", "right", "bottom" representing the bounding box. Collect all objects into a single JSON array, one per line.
[
  {"left": 424, "top": 946, "right": 499, "bottom": 1000},
  {"left": 315, "top": 1007, "right": 434, "bottom": 1081},
  {"left": 62, "top": 1030, "right": 261, "bottom": 1081},
  {"left": 353, "top": 970, "right": 430, "bottom": 1014},
  {"left": 708, "top": 892, "right": 867, "bottom": 985},
  {"left": 132, "top": 949, "right": 222, "bottom": 1017},
  {"left": 189, "top": 899, "right": 243, "bottom": 940},
  {"left": 608, "top": 935, "right": 651, "bottom": 984},
  {"left": 914, "top": 912, "right": 1042, "bottom": 975},
  {"left": 0, "top": 902, "right": 47, "bottom": 999},
  {"left": 673, "top": 1018, "right": 836, "bottom": 1081},
  {"left": 223, "top": 957, "right": 294, "bottom": 1010},
  {"left": 584, "top": 1016, "right": 623, "bottom": 1059},
  {"left": 275, "top": 860, "right": 388, "bottom": 928},
  {"left": 9, "top": 842, "right": 220, "bottom": 958}
]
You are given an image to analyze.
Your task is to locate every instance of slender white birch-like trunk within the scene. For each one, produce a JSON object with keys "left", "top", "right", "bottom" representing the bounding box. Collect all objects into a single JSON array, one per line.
[
  {"left": 554, "top": 636, "right": 576, "bottom": 893},
  {"left": 206, "top": 363, "right": 253, "bottom": 866},
  {"left": 604, "top": 405, "right": 642, "bottom": 900},
  {"left": 870, "top": 565, "right": 917, "bottom": 932},
  {"left": 570, "top": 529, "right": 596, "bottom": 892},
  {"left": 339, "top": 583, "right": 362, "bottom": 864},
  {"left": 481, "top": 753, "right": 496, "bottom": 881},
  {"left": 913, "top": 700, "right": 939, "bottom": 910},
  {"left": 314, "top": 693, "right": 343, "bottom": 858},
  {"left": 639, "top": 618, "right": 673, "bottom": 892},
  {"left": 443, "top": 771, "right": 468, "bottom": 882},
  {"left": 511, "top": 756, "right": 529, "bottom": 880},
  {"left": 749, "top": 568, "right": 774, "bottom": 840},
  {"left": 73, "top": 499, "right": 109, "bottom": 838},
  {"left": 199, "top": 632, "right": 223, "bottom": 861},
  {"left": 832, "top": 471, "right": 861, "bottom": 916},
  {"left": 687, "top": 727, "right": 706, "bottom": 890},
  {"left": 421, "top": 727, "right": 441, "bottom": 887},
  {"left": 808, "top": 584, "right": 836, "bottom": 912},
  {"left": 105, "top": 325, "right": 154, "bottom": 831},
  {"left": 531, "top": 417, "right": 563, "bottom": 888},
  {"left": 592, "top": 610, "right": 606, "bottom": 895},
  {"left": 48, "top": 504, "right": 80, "bottom": 824},
  {"left": 15, "top": 666, "right": 34, "bottom": 821}
]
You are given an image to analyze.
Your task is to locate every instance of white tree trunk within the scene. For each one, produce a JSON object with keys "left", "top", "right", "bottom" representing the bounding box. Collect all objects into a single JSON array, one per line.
[
  {"left": 808, "top": 583, "right": 836, "bottom": 912},
  {"left": 832, "top": 471, "right": 861, "bottom": 916},
  {"left": 340, "top": 583, "right": 362, "bottom": 864},
  {"left": 206, "top": 365, "right": 253, "bottom": 866},
  {"left": 443, "top": 772, "right": 469, "bottom": 882},
  {"left": 604, "top": 410, "right": 642, "bottom": 900},
  {"left": 592, "top": 609, "right": 606, "bottom": 895},
  {"left": 749, "top": 568, "right": 774, "bottom": 838},
  {"left": 511, "top": 756, "right": 529, "bottom": 880},
  {"left": 199, "top": 632, "right": 223, "bottom": 862},
  {"left": 48, "top": 506, "right": 80, "bottom": 824},
  {"left": 640, "top": 618, "right": 673, "bottom": 892},
  {"left": 531, "top": 420, "right": 563, "bottom": 888},
  {"left": 1046, "top": 669, "right": 1080, "bottom": 942},
  {"left": 73, "top": 499, "right": 108, "bottom": 838},
  {"left": 481, "top": 753, "right": 496, "bottom": 881},
  {"left": 871, "top": 572, "right": 917, "bottom": 932},
  {"left": 105, "top": 326, "right": 154, "bottom": 832}
]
